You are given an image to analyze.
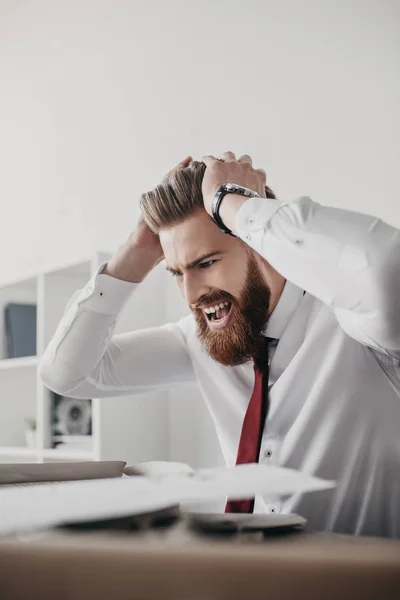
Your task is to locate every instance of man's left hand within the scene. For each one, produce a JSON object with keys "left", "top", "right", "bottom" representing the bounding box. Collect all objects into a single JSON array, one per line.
[{"left": 201, "top": 151, "right": 267, "bottom": 217}]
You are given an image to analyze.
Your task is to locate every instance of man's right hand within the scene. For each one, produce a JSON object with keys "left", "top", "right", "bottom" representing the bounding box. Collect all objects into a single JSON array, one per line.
[
  {"left": 103, "top": 156, "right": 192, "bottom": 283},
  {"left": 103, "top": 216, "right": 164, "bottom": 283}
]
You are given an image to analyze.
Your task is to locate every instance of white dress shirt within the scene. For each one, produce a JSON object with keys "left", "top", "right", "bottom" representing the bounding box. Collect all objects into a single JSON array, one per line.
[{"left": 40, "top": 196, "right": 400, "bottom": 538}]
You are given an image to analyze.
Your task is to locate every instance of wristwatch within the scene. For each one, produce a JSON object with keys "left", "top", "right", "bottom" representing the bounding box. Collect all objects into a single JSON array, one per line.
[{"left": 211, "top": 183, "right": 260, "bottom": 236}]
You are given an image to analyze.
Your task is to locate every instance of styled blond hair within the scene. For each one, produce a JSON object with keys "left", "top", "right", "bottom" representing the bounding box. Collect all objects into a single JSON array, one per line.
[{"left": 140, "top": 160, "right": 275, "bottom": 232}]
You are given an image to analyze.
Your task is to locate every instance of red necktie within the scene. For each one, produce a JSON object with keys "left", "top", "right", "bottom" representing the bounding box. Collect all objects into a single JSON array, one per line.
[{"left": 225, "top": 338, "right": 271, "bottom": 514}]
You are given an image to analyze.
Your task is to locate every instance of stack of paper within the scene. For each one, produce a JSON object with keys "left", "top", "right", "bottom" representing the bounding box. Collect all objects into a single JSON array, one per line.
[
  {"left": 0, "top": 461, "right": 126, "bottom": 486},
  {"left": 0, "top": 463, "right": 335, "bottom": 536}
]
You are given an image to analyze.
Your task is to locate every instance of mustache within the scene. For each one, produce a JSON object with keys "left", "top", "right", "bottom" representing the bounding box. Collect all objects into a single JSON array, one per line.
[{"left": 191, "top": 290, "right": 235, "bottom": 310}]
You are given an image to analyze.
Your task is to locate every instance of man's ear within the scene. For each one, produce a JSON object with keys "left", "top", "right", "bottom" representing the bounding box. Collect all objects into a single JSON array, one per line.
[{"left": 249, "top": 247, "right": 273, "bottom": 277}]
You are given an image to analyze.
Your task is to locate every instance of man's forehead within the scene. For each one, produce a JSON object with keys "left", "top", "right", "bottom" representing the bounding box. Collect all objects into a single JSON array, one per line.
[
  {"left": 162, "top": 235, "right": 224, "bottom": 271},
  {"left": 160, "top": 213, "right": 227, "bottom": 268}
]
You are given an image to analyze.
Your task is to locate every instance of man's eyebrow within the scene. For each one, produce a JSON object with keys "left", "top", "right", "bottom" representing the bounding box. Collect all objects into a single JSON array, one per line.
[{"left": 166, "top": 251, "right": 224, "bottom": 273}]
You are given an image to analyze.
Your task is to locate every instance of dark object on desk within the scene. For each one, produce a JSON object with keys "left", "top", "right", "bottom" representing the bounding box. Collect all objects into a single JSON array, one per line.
[
  {"left": 61, "top": 510, "right": 306, "bottom": 535},
  {"left": 184, "top": 512, "right": 306, "bottom": 536},
  {"left": 60, "top": 505, "right": 181, "bottom": 531},
  {"left": 4, "top": 303, "right": 37, "bottom": 358}
]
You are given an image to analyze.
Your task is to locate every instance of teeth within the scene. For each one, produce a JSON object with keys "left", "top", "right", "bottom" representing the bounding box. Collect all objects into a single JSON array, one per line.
[{"left": 203, "top": 301, "right": 231, "bottom": 314}]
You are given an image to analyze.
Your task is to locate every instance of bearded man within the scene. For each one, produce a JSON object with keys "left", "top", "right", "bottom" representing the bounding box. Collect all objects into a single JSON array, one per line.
[{"left": 40, "top": 152, "right": 400, "bottom": 537}]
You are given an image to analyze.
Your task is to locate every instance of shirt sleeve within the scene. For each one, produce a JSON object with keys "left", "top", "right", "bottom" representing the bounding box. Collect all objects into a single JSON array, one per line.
[
  {"left": 235, "top": 196, "right": 400, "bottom": 360},
  {"left": 39, "top": 265, "right": 196, "bottom": 399}
]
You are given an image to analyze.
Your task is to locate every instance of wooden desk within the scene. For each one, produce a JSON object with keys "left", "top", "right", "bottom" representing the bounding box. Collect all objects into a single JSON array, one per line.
[{"left": 0, "top": 523, "right": 399, "bottom": 599}]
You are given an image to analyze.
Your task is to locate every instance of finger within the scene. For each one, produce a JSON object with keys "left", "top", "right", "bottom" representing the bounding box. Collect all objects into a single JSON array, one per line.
[
  {"left": 257, "top": 168, "right": 267, "bottom": 178},
  {"left": 238, "top": 154, "right": 253, "bottom": 164},
  {"left": 202, "top": 154, "right": 218, "bottom": 167},
  {"left": 219, "top": 151, "right": 236, "bottom": 162}
]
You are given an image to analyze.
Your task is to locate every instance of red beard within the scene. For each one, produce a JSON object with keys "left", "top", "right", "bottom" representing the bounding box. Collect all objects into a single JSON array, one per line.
[{"left": 192, "top": 255, "right": 271, "bottom": 366}]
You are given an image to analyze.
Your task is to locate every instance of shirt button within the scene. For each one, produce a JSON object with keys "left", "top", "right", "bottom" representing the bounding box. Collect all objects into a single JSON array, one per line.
[
  {"left": 245, "top": 234, "right": 251, "bottom": 241},
  {"left": 261, "top": 438, "right": 278, "bottom": 461},
  {"left": 268, "top": 503, "right": 280, "bottom": 514}
]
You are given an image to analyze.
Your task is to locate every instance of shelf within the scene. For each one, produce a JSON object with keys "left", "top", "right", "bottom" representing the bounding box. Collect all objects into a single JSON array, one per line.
[
  {"left": 0, "top": 446, "right": 94, "bottom": 460},
  {"left": 0, "top": 356, "right": 40, "bottom": 370},
  {"left": 41, "top": 448, "right": 94, "bottom": 460},
  {"left": 0, "top": 446, "right": 38, "bottom": 457},
  {"left": 0, "top": 253, "right": 153, "bottom": 468}
]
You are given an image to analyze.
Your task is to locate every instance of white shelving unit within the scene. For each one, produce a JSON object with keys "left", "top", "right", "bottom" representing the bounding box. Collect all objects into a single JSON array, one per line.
[
  {"left": 0, "top": 252, "right": 169, "bottom": 465},
  {"left": 0, "top": 356, "right": 40, "bottom": 370}
]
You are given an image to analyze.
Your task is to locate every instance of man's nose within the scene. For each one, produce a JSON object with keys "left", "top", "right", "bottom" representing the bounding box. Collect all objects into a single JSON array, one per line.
[{"left": 182, "top": 273, "right": 210, "bottom": 307}]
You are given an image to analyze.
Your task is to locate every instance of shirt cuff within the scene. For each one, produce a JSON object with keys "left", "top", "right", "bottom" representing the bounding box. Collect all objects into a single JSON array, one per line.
[
  {"left": 235, "top": 196, "right": 285, "bottom": 240},
  {"left": 76, "top": 263, "right": 138, "bottom": 315}
]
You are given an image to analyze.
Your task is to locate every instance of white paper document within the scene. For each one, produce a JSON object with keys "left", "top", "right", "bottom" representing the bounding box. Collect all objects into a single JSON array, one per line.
[{"left": 0, "top": 463, "right": 335, "bottom": 536}]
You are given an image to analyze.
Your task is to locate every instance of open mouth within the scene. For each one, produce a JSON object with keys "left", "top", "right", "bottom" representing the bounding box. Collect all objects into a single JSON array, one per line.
[{"left": 202, "top": 301, "right": 233, "bottom": 327}]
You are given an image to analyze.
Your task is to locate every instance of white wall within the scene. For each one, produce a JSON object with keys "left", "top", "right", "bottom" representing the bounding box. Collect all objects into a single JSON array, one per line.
[{"left": 0, "top": 0, "right": 399, "bottom": 466}]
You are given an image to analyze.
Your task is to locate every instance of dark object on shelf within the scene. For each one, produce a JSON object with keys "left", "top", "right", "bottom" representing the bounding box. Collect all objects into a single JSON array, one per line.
[
  {"left": 52, "top": 392, "right": 92, "bottom": 437},
  {"left": 4, "top": 303, "right": 37, "bottom": 358}
]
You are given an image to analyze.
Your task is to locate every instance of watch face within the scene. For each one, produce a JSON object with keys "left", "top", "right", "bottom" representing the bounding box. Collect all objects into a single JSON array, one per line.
[{"left": 225, "top": 183, "right": 257, "bottom": 197}]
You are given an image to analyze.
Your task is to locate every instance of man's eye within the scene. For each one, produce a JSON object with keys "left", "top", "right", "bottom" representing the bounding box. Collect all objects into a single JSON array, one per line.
[
  {"left": 172, "top": 271, "right": 183, "bottom": 278},
  {"left": 199, "top": 260, "right": 215, "bottom": 269}
]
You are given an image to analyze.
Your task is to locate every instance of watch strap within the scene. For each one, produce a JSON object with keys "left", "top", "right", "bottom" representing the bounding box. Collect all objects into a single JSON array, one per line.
[{"left": 211, "top": 183, "right": 260, "bottom": 236}]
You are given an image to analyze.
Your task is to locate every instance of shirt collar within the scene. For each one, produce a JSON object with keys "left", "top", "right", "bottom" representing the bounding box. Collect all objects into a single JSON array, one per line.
[{"left": 264, "top": 280, "right": 304, "bottom": 340}]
